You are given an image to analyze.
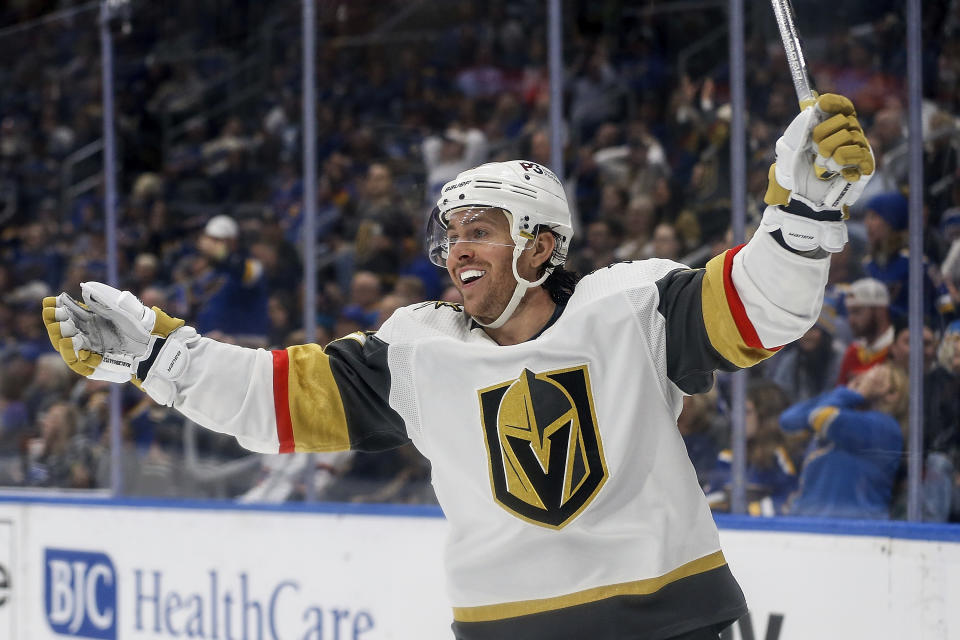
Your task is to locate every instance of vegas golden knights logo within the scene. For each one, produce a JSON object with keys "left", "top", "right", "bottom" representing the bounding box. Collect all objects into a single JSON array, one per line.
[{"left": 478, "top": 365, "right": 607, "bottom": 529}]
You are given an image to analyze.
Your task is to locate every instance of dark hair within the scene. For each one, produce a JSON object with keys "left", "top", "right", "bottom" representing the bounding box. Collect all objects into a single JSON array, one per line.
[
  {"left": 533, "top": 226, "right": 580, "bottom": 305},
  {"left": 745, "top": 379, "right": 790, "bottom": 470},
  {"left": 892, "top": 313, "right": 938, "bottom": 338},
  {"left": 796, "top": 330, "right": 836, "bottom": 395},
  {"left": 746, "top": 379, "right": 789, "bottom": 421},
  {"left": 543, "top": 265, "right": 580, "bottom": 305}
]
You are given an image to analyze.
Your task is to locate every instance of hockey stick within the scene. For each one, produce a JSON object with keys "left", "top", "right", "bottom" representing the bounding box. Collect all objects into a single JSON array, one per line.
[
  {"left": 770, "top": 0, "right": 816, "bottom": 105},
  {"left": 770, "top": 0, "right": 846, "bottom": 181}
]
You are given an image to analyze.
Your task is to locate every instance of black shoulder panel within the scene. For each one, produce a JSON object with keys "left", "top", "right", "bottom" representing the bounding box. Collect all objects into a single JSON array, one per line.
[
  {"left": 655, "top": 268, "right": 737, "bottom": 394},
  {"left": 325, "top": 334, "right": 409, "bottom": 452}
]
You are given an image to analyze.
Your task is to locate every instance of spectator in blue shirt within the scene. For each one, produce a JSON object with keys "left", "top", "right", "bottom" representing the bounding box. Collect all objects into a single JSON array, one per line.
[
  {"left": 863, "top": 191, "right": 953, "bottom": 322},
  {"left": 781, "top": 362, "right": 907, "bottom": 519},
  {"left": 193, "top": 215, "right": 270, "bottom": 346}
]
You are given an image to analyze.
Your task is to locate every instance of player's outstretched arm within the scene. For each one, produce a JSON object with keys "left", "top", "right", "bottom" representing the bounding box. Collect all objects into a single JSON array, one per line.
[
  {"left": 724, "top": 92, "right": 874, "bottom": 347},
  {"left": 42, "top": 282, "right": 408, "bottom": 454},
  {"left": 652, "top": 94, "right": 875, "bottom": 393}
]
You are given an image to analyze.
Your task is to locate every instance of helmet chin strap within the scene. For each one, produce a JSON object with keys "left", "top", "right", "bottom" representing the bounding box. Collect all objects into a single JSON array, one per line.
[{"left": 472, "top": 244, "right": 552, "bottom": 330}]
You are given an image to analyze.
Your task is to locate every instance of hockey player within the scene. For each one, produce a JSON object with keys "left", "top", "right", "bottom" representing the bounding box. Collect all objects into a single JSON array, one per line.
[{"left": 42, "top": 94, "right": 873, "bottom": 640}]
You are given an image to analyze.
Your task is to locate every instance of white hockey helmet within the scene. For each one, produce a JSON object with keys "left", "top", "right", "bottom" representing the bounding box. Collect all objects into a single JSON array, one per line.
[
  {"left": 426, "top": 160, "right": 573, "bottom": 268},
  {"left": 425, "top": 160, "right": 574, "bottom": 329}
]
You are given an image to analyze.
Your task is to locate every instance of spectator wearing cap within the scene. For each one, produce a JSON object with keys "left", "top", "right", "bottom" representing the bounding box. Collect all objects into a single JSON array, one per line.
[
  {"left": 193, "top": 215, "right": 270, "bottom": 347},
  {"left": 837, "top": 278, "right": 894, "bottom": 386},
  {"left": 422, "top": 125, "right": 488, "bottom": 204},
  {"left": 768, "top": 306, "right": 846, "bottom": 403},
  {"left": 780, "top": 362, "right": 908, "bottom": 520},
  {"left": 863, "top": 191, "right": 952, "bottom": 321}
]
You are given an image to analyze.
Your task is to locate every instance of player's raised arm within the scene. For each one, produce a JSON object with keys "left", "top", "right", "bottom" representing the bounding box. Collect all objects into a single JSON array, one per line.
[
  {"left": 41, "top": 281, "right": 408, "bottom": 454},
  {"left": 655, "top": 93, "right": 874, "bottom": 393}
]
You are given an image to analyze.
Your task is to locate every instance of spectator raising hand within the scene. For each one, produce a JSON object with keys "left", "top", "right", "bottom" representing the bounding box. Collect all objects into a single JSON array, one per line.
[{"left": 780, "top": 362, "right": 908, "bottom": 519}]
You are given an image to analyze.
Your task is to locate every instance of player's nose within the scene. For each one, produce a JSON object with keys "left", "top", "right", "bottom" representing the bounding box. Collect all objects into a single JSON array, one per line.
[{"left": 453, "top": 241, "right": 476, "bottom": 260}]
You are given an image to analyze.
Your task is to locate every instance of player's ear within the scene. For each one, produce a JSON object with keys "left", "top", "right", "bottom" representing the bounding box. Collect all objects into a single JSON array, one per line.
[{"left": 530, "top": 229, "right": 556, "bottom": 270}]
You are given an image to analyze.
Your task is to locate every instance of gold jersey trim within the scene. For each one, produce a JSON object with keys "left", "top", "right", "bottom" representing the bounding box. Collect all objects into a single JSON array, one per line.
[
  {"left": 452, "top": 550, "right": 728, "bottom": 622},
  {"left": 286, "top": 344, "right": 351, "bottom": 452},
  {"left": 701, "top": 252, "right": 777, "bottom": 368}
]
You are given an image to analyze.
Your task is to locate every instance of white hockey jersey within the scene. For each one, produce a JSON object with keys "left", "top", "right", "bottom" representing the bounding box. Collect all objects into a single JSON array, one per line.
[{"left": 170, "top": 230, "right": 829, "bottom": 639}]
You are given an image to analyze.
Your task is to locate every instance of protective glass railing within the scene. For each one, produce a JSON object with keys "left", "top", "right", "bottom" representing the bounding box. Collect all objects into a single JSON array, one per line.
[
  {"left": 1, "top": 0, "right": 958, "bottom": 525},
  {"left": 0, "top": 3, "right": 106, "bottom": 491}
]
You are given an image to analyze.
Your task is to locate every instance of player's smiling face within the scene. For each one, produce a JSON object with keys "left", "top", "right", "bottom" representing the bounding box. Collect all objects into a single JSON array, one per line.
[{"left": 445, "top": 208, "right": 519, "bottom": 324}]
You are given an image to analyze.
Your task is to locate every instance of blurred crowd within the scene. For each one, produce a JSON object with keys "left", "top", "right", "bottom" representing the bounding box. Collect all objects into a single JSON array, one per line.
[{"left": 1, "top": 0, "right": 960, "bottom": 521}]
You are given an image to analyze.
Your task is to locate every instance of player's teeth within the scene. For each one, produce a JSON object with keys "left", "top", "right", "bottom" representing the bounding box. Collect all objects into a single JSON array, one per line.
[{"left": 461, "top": 270, "right": 485, "bottom": 283}]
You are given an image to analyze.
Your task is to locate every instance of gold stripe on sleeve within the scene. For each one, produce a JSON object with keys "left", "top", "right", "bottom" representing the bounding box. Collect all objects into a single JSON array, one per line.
[
  {"left": 452, "top": 551, "right": 727, "bottom": 623},
  {"left": 701, "top": 253, "right": 777, "bottom": 368},
  {"left": 286, "top": 344, "right": 351, "bottom": 452}
]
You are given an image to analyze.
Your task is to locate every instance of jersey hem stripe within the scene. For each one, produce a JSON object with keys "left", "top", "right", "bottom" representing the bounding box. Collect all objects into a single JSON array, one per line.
[
  {"left": 451, "top": 550, "right": 727, "bottom": 622},
  {"left": 272, "top": 349, "right": 295, "bottom": 453}
]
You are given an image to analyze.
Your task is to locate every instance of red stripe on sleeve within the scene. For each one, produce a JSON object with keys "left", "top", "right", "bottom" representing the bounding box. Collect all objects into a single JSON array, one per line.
[
  {"left": 721, "top": 245, "right": 781, "bottom": 352},
  {"left": 272, "top": 349, "right": 296, "bottom": 453}
]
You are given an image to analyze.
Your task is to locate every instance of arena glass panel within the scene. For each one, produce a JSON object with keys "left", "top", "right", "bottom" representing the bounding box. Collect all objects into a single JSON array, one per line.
[{"left": 2, "top": 1, "right": 957, "bottom": 528}]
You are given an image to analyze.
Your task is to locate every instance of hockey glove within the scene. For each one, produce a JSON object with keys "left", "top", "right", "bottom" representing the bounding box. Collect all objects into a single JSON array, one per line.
[
  {"left": 42, "top": 293, "right": 132, "bottom": 383},
  {"left": 42, "top": 282, "right": 199, "bottom": 405},
  {"left": 762, "top": 93, "right": 875, "bottom": 254}
]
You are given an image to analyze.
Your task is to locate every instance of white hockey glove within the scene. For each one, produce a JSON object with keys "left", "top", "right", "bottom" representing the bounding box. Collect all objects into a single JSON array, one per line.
[
  {"left": 762, "top": 93, "right": 875, "bottom": 254},
  {"left": 42, "top": 282, "right": 199, "bottom": 405}
]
